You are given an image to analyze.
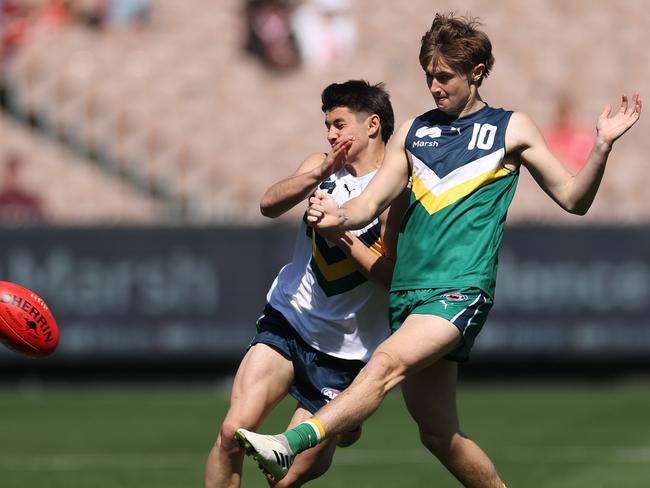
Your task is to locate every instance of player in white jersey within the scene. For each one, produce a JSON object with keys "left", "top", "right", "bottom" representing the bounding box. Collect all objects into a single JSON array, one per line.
[{"left": 204, "top": 80, "right": 406, "bottom": 488}]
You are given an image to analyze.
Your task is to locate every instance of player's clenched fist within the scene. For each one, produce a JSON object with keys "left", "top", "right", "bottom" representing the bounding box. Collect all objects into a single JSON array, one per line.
[{"left": 307, "top": 190, "right": 341, "bottom": 229}]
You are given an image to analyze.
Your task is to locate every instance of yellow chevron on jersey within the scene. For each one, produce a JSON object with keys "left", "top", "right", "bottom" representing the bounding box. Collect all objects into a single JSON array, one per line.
[
  {"left": 265, "top": 166, "right": 390, "bottom": 362},
  {"left": 301, "top": 165, "right": 384, "bottom": 298},
  {"left": 411, "top": 148, "right": 509, "bottom": 215},
  {"left": 392, "top": 105, "right": 517, "bottom": 297},
  {"left": 311, "top": 235, "right": 357, "bottom": 281},
  {"left": 309, "top": 226, "right": 383, "bottom": 282}
]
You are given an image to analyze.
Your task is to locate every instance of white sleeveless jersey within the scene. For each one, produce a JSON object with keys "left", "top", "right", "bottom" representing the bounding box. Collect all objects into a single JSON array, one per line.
[{"left": 267, "top": 168, "right": 389, "bottom": 362}]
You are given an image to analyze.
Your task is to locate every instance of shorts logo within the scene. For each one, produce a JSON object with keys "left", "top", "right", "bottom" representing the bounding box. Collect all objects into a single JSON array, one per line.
[
  {"left": 441, "top": 292, "right": 468, "bottom": 302},
  {"left": 321, "top": 387, "right": 341, "bottom": 402}
]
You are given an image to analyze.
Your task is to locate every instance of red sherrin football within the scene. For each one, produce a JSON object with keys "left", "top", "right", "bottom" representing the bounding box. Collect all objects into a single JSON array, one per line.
[{"left": 0, "top": 281, "right": 59, "bottom": 357}]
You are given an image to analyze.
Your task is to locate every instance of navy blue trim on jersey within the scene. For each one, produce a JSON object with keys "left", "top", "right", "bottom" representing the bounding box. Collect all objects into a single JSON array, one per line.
[{"left": 406, "top": 105, "right": 512, "bottom": 179}]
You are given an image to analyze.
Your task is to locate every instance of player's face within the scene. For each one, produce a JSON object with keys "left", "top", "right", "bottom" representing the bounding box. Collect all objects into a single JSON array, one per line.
[
  {"left": 424, "top": 57, "right": 473, "bottom": 115},
  {"left": 325, "top": 106, "right": 371, "bottom": 159}
]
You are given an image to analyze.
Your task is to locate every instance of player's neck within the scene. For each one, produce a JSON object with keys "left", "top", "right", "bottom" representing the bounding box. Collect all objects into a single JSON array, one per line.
[
  {"left": 346, "top": 144, "right": 385, "bottom": 177},
  {"left": 439, "top": 87, "right": 486, "bottom": 118},
  {"left": 458, "top": 93, "right": 486, "bottom": 118}
]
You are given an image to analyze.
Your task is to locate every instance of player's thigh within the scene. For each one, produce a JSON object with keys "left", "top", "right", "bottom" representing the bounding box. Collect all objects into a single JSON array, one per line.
[
  {"left": 401, "top": 358, "right": 459, "bottom": 435},
  {"left": 226, "top": 343, "right": 294, "bottom": 426},
  {"left": 374, "top": 313, "right": 462, "bottom": 379}
]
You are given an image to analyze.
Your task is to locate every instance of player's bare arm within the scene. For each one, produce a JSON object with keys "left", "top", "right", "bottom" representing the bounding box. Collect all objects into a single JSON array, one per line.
[
  {"left": 316, "top": 187, "right": 408, "bottom": 290},
  {"left": 307, "top": 121, "right": 412, "bottom": 230},
  {"left": 507, "top": 93, "right": 641, "bottom": 215},
  {"left": 260, "top": 136, "right": 354, "bottom": 218},
  {"left": 317, "top": 224, "right": 393, "bottom": 289},
  {"left": 381, "top": 185, "right": 410, "bottom": 263}
]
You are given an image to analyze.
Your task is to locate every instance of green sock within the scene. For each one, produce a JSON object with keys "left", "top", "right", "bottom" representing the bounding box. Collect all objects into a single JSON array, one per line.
[{"left": 283, "top": 422, "right": 321, "bottom": 453}]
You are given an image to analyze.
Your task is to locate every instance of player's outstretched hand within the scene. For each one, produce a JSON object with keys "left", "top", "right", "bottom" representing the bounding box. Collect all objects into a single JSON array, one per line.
[
  {"left": 596, "top": 93, "right": 642, "bottom": 146},
  {"left": 307, "top": 191, "right": 340, "bottom": 229}
]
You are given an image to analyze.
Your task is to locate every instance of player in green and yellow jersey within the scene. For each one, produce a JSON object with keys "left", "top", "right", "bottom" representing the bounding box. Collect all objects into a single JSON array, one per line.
[{"left": 236, "top": 13, "right": 642, "bottom": 487}]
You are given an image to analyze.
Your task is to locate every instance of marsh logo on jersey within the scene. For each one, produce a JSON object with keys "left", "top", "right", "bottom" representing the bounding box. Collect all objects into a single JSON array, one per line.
[
  {"left": 321, "top": 387, "right": 341, "bottom": 402},
  {"left": 415, "top": 126, "right": 442, "bottom": 139},
  {"left": 441, "top": 292, "right": 468, "bottom": 302},
  {"left": 413, "top": 126, "right": 441, "bottom": 148}
]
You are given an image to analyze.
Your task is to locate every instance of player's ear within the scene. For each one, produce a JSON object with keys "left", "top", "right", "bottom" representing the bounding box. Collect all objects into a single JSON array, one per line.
[
  {"left": 471, "top": 64, "right": 485, "bottom": 84},
  {"left": 367, "top": 114, "right": 381, "bottom": 138}
]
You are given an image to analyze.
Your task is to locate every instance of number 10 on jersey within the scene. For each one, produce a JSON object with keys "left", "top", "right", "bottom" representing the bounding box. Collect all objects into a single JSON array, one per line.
[{"left": 467, "top": 123, "right": 497, "bottom": 150}]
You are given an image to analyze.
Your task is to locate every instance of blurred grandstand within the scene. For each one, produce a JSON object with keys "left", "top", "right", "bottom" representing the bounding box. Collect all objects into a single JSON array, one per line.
[
  {"left": 1, "top": 0, "right": 649, "bottom": 374},
  {"left": 1, "top": 0, "right": 648, "bottom": 226}
]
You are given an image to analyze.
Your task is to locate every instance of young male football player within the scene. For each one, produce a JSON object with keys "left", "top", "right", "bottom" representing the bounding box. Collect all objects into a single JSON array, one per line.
[
  {"left": 236, "top": 13, "right": 642, "bottom": 488},
  {"left": 204, "top": 79, "right": 405, "bottom": 487}
]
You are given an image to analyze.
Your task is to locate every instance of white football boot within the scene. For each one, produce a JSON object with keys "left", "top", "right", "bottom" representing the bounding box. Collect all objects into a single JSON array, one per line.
[{"left": 235, "top": 429, "right": 295, "bottom": 481}]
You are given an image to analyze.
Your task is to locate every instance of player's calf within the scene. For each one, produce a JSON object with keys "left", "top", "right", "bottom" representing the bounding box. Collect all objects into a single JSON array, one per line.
[{"left": 336, "top": 425, "right": 362, "bottom": 447}]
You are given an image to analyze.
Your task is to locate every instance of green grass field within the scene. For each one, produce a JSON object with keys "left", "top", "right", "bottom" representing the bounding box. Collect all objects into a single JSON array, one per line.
[{"left": 2, "top": 380, "right": 650, "bottom": 487}]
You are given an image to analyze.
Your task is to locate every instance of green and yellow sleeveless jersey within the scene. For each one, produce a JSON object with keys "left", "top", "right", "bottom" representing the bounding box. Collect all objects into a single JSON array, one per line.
[{"left": 392, "top": 105, "right": 517, "bottom": 298}]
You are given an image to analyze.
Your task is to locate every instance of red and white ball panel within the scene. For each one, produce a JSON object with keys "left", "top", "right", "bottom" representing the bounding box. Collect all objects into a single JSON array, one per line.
[{"left": 0, "top": 281, "right": 59, "bottom": 357}]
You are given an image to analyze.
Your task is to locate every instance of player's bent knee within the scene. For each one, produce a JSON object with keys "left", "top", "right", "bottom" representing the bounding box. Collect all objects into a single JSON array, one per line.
[
  {"left": 217, "top": 420, "right": 245, "bottom": 453},
  {"left": 418, "top": 428, "right": 464, "bottom": 459},
  {"left": 363, "top": 350, "right": 408, "bottom": 389}
]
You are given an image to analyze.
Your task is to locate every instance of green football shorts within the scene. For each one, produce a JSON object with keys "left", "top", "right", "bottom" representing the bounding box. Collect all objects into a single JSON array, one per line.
[{"left": 389, "top": 287, "right": 493, "bottom": 362}]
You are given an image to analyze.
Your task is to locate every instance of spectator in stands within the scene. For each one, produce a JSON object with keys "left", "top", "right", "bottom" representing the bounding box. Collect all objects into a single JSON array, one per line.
[
  {"left": 74, "top": 0, "right": 106, "bottom": 30},
  {"left": 1, "top": 0, "right": 32, "bottom": 62},
  {"left": 75, "top": 0, "right": 151, "bottom": 31},
  {"left": 0, "top": 153, "right": 46, "bottom": 223},
  {"left": 544, "top": 92, "right": 594, "bottom": 173},
  {"left": 33, "top": 0, "right": 72, "bottom": 33},
  {"left": 1, "top": 0, "right": 73, "bottom": 62},
  {"left": 291, "top": 0, "right": 356, "bottom": 70},
  {"left": 244, "top": 0, "right": 301, "bottom": 71},
  {"left": 106, "top": 0, "right": 151, "bottom": 28}
]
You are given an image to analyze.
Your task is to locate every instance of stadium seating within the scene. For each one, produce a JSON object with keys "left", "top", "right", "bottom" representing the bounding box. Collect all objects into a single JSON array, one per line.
[
  {"left": 0, "top": 112, "right": 162, "bottom": 223},
  {"left": 2, "top": 0, "right": 648, "bottom": 224}
]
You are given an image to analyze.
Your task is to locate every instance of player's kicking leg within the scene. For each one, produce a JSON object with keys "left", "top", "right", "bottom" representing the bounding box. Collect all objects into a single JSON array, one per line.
[
  {"left": 401, "top": 358, "right": 505, "bottom": 488},
  {"left": 236, "top": 313, "right": 463, "bottom": 481}
]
